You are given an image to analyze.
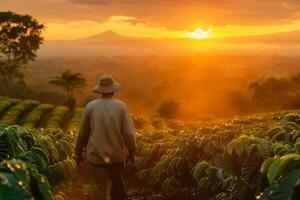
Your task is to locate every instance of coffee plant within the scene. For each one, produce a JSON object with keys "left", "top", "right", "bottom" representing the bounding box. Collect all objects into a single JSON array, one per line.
[{"left": 0, "top": 97, "right": 299, "bottom": 199}]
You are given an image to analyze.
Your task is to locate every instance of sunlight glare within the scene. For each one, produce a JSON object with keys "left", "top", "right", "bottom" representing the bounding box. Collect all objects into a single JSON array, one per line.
[{"left": 185, "top": 28, "right": 212, "bottom": 39}]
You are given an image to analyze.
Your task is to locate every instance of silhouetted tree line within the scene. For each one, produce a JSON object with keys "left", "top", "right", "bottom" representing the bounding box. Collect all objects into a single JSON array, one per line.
[
  {"left": 223, "top": 73, "right": 300, "bottom": 118},
  {"left": 156, "top": 73, "right": 300, "bottom": 119},
  {"left": 249, "top": 73, "right": 300, "bottom": 112}
]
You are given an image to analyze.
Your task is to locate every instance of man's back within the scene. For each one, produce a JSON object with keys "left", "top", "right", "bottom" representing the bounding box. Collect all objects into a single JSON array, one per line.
[
  {"left": 76, "top": 97, "right": 135, "bottom": 165},
  {"left": 75, "top": 74, "right": 135, "bottom": 200}
]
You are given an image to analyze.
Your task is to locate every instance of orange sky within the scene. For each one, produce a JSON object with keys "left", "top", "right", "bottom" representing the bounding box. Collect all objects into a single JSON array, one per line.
[{"left": 1, "top": 0, "right": 300, "bottom": 40}]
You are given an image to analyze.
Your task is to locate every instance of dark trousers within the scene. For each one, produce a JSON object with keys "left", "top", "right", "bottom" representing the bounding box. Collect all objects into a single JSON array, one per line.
[{"left": 88, "top": 162, "right": 126, "bottom": 200}]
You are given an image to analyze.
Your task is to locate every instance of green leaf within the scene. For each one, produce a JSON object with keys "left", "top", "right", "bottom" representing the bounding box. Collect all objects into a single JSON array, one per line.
[
  {"left": 260, "top": 158, "right": 275, "bottom": 175},
  {"left": 267, "top": 154, "right": 300, "bottom": 184},
  {"left": 29, "top": 169, "right": 54, "bottom": 200},
  {"left": 0, "top": 172, "right": 32, "bottom": 200},
  {"left": 193, "top": 161, "right": 209, "bottom": 182},
  {"left": 262, "top": 168, "right": 300, "bottom": 200}
]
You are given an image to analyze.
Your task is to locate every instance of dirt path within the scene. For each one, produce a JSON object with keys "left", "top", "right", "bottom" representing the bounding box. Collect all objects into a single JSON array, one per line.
[{"left": 55, "top": 169, "right": 166, "bottom": 200}]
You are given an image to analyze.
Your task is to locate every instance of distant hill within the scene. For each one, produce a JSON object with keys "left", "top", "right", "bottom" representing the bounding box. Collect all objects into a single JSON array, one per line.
[
  {"left": 40, "top": 30, "right": 150, "bottom": 57},
  {"left": 80, "top": 30, "right": 132, "bottom": 42},
  {"left": 39, "top": 30, "right": 300, "bottom": 57}
]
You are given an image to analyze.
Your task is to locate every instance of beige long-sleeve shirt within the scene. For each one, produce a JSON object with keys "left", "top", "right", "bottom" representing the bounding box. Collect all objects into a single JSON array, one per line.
[{"left": 75, "top": 97, "right": 136, "bottom": 165}]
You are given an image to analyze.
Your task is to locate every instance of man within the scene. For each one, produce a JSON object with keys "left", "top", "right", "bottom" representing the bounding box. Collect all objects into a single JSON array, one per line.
[{"left": 75, "top": 74, "right": 136, "bottom": 200}]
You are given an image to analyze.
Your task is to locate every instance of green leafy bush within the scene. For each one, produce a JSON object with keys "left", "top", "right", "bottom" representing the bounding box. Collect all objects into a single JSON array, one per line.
[
  {"left": 0, "top": 97, "right": 20, "bottom": 114},
  {"left": 46, "top": 106, "right": 69, "bottom": 129},
  {"left": 0, "top": 100, "right": 38, "bottom": 125},
  {"left": 0, "top": 159, "right": 54, "bottom": 200},
  {"left": 68, "top": 107, "right": 83, "bottom": 132},
  {"left": 260, "top": 154, "right": 300, "bottom": 200},
  {"left": 23, "top": 104, "right": 54, "bottom": 128}
]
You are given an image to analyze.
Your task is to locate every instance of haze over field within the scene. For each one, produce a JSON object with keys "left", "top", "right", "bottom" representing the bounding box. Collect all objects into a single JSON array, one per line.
[
  {"left": 23, "top": 55, "right": 300, "bottom": 120},
  {"left": 38, "top": 30, "right": 300, "bottom": 57}
]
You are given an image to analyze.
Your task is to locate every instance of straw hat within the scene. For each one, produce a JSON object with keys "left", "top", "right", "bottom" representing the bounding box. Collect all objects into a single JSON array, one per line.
[{"left": 93, "top": 74, "right": 121, "bottom": 94}]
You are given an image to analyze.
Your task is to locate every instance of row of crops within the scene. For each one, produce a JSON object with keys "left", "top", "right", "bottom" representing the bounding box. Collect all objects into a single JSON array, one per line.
[
  {"left": 0, "top": 125, "right": 76, "bottom": 199},
  {"left": 0, "top": 96, "right": 300, "bottom": 199},
  {"left": 0, "top": 97, "right": 83, "bottom": 130},
  {"left": 0, "top": 97, "right": 82, "bottom": 199},
  {"left": 130, "top": 113, "right": 300, "bottom": 200},
  {"left": 0, "top": 97, "right": 192, "bottom": 132}
]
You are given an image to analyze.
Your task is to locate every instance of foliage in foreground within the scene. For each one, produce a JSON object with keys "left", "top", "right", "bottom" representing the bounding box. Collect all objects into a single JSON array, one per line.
[
  {"left": 0, "top": 125, "right": 76, "bottom": 200},
  {"left": 0, "top": 97, "right": 300, "bottom": 200},
  {"left": 133, "top": 113, "right": 300, "bottom": 200},
  {"left": 0, "top": 159, "right": 54, "bottom": 200},
  {"left": 0, "top": 97, "right": 82, "bottom": 131}
]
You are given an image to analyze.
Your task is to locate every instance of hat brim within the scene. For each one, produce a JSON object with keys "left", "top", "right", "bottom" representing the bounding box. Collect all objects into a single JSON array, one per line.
[{"left": 93, "top": 82, "right": 121, "bottom": 94}]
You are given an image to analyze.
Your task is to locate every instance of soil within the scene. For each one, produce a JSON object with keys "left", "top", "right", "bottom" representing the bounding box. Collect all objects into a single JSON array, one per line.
[{"left": 55, "top": 168, "right": 166, "bottom": 200}]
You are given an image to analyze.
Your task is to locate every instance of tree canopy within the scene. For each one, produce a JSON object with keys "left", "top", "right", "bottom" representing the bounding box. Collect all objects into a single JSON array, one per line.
[
  {"left": 156, "top": 98, "right": 181, "bottom": 119},
  {"left": 0, "top": 11, "right": 45, "bottom": 96},
  {"left": 49, "top": 69, "right": 86, "bottom": 108}
]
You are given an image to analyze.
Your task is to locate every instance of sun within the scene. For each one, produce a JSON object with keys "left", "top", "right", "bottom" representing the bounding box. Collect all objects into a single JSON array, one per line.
[{"left": 185, "top": 28, "right": 212, "bottom": 39}]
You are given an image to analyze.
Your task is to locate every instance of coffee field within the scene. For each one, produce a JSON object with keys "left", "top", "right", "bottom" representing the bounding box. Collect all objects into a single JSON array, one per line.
[{"left": 0, "top": 96, "right": 299, "bottom": 200}]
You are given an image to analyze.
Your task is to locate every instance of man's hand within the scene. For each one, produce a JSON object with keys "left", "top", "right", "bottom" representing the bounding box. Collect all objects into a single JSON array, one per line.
[
  {"left": 75, "top": 153, "right": 84, "bottom": 168},
  {"left": 126, "top": 152, "right": 135, "bottom": 165}
]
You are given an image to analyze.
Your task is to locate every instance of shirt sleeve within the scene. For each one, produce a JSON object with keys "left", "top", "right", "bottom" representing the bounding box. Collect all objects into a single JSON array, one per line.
[
  {"left": 75, "top": 106, "right": 91, "bottom": 157},
  {"left": 121, "top": 105, "right": 136, "bottom": 153}
]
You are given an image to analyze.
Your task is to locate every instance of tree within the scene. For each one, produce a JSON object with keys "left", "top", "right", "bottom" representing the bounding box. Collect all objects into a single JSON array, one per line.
[
  {"left": 49, "top": 69, "right": 86, "bottom": 108},
  {"left": 291, "top": 73, "right": 300, "bottom": 82},
  {"left": 156, "top": 98, "right": 180, "bottom": 119},
  {"left": 249, "top": 75, "right": 300, "bottom": 111},
  {"left": 0, "top": 11, "right": 44, "bottom": 96}
]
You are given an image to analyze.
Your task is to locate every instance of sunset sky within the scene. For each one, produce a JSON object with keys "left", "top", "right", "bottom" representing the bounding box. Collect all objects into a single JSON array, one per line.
[{"left": 1, "top": 0, "right": 300, "bottom": 40}]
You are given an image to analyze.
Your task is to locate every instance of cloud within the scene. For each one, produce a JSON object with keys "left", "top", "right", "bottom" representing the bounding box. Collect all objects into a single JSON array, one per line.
[
  {"left": 2, "top": 0, "right": 300, "bottom": 32},
  {"left": 70, "top": 0, "right": 112, "bottom": 4},
  {"left": 69, "top": 0, "right": 177, "bottom": 5},
  {"left": 67, "top": 0, "right": 300, "bottom": 27},
  {"left": 110, "top": 16, "right": 145, "bottom": 25}
]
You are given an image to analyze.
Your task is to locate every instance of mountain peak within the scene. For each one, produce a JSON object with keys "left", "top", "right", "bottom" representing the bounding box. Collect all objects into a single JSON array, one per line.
[{"left": 85, "top": 30, "right": 125, "bottom": 40}]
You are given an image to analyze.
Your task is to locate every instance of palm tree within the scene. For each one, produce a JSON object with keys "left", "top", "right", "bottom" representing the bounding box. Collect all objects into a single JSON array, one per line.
[{"left": 49, "top": 69, "right": 86, "bottom": 107}]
